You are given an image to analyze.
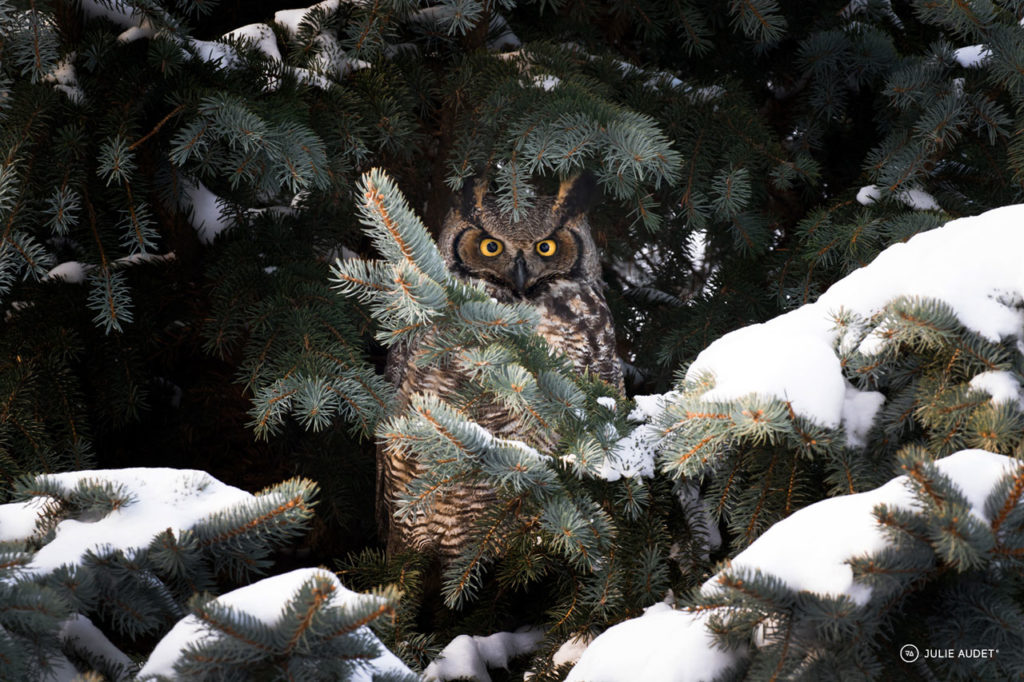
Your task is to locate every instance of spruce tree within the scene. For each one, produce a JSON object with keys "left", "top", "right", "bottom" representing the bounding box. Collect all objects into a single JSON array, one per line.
[{"left": 3, "top": 0, "right": 1024, "bottom": 678}]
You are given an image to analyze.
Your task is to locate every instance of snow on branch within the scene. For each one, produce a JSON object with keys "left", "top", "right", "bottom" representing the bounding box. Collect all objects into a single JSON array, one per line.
[
  {"left": 565, "top": 204, "right": 1024, "bottom": 678},
  {"left": 685, "top": 204, "right": 1024, "bottom": 430},
  {"left": 46, "top": 252, "right": 176, "bottom": 284},
  {"left": 856, "top": 183, "right": 941, "bottom": 211},
  {"left": 593, "top": 205, "right": 1024, "bottom": 557},
  {"left": 137, "top": 568, "right": 417, "bottom": 681},
  {"left": 275, "top": 0, "right": 346, "bottom": 36},
  {"left": 78, "top": 0, "right": 154, "bottom": 41},
  {"left": 568, "top": 449, "right": 1024, "bottom": 681},
  {"left": 614, "top": 203, "right": 1024, "bottom": 548},
  {"left": 0, "top": 468, "right": 313, "bottom": 577},
  {"left": 0, "top": 468, "right": 321, "bottom": 679}
]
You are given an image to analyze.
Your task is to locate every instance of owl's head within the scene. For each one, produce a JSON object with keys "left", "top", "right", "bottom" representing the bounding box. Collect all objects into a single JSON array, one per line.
[{"left": 439, "top": 174, "right": 601, "bottom": 299}]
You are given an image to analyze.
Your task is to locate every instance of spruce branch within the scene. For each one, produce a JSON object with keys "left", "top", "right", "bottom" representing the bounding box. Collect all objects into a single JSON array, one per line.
[{"left": 129, "top": 103, "right": 187, "bottom": 151}]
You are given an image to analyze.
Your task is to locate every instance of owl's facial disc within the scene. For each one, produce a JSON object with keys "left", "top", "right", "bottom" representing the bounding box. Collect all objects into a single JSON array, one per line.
[{"left": 453, "top": 226, "right": 580, "bottom": 299}]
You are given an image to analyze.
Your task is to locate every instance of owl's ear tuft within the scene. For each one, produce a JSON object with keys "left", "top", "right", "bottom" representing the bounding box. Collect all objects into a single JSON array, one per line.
[
  {"left": 554, "top": 172, "right": 598, "bottom": 219},
  {"left": 457, "top": 174, "right": 489, "bottom": 218}
]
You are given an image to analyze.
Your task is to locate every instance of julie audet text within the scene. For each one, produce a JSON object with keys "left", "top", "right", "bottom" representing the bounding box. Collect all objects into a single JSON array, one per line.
[
  {"left": 923, "top": 648, "right": 998, "bottom": 659},
  {"left": 900, "top": 644, "right": 998, "bottom": 663}
]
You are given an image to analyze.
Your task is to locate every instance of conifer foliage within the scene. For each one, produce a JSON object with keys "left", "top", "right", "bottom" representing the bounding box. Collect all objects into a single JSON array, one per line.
[
  {"left": 653, "top": 209, "right": 1024, "bottom": 554},
  {"left": 610, "top": 208, "right": 1024, "bottom": 679},
  {"left": 0, "top": 469, "right": 318, "bottom": 679},
  {"left": 3, "top": 0, "right": 1024, "bottom": 678},
  {"left": 569, "top": 448, "right": 1024, "bottom": 681},
  {"left": 655, "top": 291, "right": 1024, "bottom": 549}
]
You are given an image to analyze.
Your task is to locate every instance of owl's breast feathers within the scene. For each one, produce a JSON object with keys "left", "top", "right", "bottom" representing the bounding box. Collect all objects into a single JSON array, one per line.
[{"left": 532, "top": 280, "right": 623, "bottom": 392}]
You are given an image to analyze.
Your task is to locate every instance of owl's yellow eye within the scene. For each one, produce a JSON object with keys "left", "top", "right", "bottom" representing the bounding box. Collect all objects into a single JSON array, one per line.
[
  {"left": 479, "top": 238, "right": 503, "bottom": 257},
  {"left": 535, "top": 239, "right": 557, "bottom": 256}
]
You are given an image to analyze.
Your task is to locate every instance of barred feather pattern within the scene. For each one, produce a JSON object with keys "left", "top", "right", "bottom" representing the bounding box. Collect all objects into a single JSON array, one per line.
[
  {"left": 378, "top": 281, "right": 622, "bottom": 560},
  {"left": 378, "top": 347, "right": 530, "bottom": 559}
]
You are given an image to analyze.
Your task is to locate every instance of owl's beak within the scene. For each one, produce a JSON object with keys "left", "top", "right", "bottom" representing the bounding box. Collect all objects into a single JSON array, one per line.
[{"left": 513, "top": 253, "right": 529, "bottom": 295}]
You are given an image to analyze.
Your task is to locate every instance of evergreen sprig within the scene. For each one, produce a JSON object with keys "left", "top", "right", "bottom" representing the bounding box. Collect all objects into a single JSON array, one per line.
[{"left": 168, "top": 575, "right": 416, "bottom": 681}]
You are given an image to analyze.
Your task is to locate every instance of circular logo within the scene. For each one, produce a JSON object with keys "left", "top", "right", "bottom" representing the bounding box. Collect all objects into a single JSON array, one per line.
[{"left": 900, "top": 644, "right": 920, "bottom": 663}]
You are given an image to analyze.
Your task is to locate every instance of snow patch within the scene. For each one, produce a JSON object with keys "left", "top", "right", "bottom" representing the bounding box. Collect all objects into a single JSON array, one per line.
[
  {"left": 117, "top": 21, "right": 155, "bottom": 43},
  {"left": 955, "top": 45, "right": 991, "bottom": 67},
  {"left": 227, "top": 23, "right": 281, "bottom": 60},
  {"left": 841, "top": 384, "right": 885, "bottom": 448},
  {"left": 546, "top": 634, "right": 591, "bottom": 672},
  {"left": 187, "top": 15, "right": 363, "bottom": 90},
  {"left": 715, "top": 449, "right": 1013, "bottom": 605},
  {"left": 189, "top": 23, "right": 282, "bottom": 73},
  {"left": 856, "top": 184, "right": 939, "bottom": 210},
  {"left": 306, "top": 33, "right": 371, "bottom": 79},
  {"left": 0, "top": 496, "right": 53, "bottom": 543},
  {"left": 898, "top": 187, "right": 940, "bottom": 210},
  {"left": 60, "top": 614, "right": 134, "bottom": 676},
  {"left": 425, "top": 628, "right": 544, "bottom": 682},
  {"left": 274, "top": 1, "right": 343, "bottom": 38},
  {"left": 821, "top": 206, "right": 1024, "bottom": 343},
  {"left": 188, "top": 37, "right": 240, "bottom": 68},
  {"left": 43, "top": 54, "right": 84, "bottom": 103},
  {"left": 45, "top": 253, "right": 174, "bottom": 284},
  {"left": 534, "top": 74, "right": 561, "bottom": 91},
  {"left": 630, "top": 392, "right": 677, "bottom": 422},
  {"left": 567, "top": 605, "right": 741, "bottom": 682},
  {"left": 602, "top": 424, "right": 658, "bottom": 480},
  {"left": 969, "top": 371, "right": 1024, "bottom": 407},
  {"left": 46, "top": 261, "right": 88, "bottom": 284},
  {"left": 179, "top": 178, "right": 235, "bottom": 244},
  {"left": 600, "top": 393, "right": 679, "bottom": 481},
  {"left": 690, "top": 306, "right": 847, "bottom": 427},
  {"left": 856, "top": 184, "right": 880, "bottom": 205}
]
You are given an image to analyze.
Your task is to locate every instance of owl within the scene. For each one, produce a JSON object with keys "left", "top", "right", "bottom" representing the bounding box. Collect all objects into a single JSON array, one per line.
[{"left": 378, "top": 174, "right": 623, "bottom": 561}]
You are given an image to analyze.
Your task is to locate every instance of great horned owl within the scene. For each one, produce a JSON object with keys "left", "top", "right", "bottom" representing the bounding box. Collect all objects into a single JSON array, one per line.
[{"left": 378, "top": 174, "right": 622, "bottom": 560}]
